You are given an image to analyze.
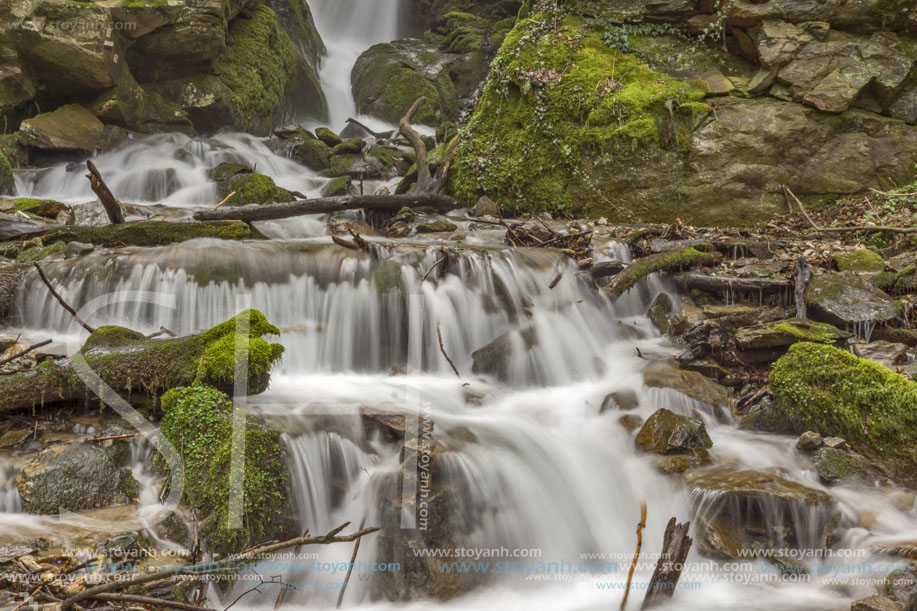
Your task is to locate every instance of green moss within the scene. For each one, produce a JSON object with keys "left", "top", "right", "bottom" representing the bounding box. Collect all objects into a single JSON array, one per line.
[
  {"left": 158, "top": 385, "right": 289, "bottom": 555},
  {"left": 870, "top": 271, "right": 898, "bottom": 290},
  {"left": 813, "top": 447, "right": 866, "bottom": 484},
  {"left": 293, "top": 137, "right": 332, "bottom": 170},
  {"left": 0, "top": 150, "right": 12, "bottom": 195},
  {"left": 447, "top": 14, "right": 708, "bottom": 217},
  {"left": 615, "top": 247, "right": 716, "bottom": 294},
  {"left": 370, "top": 259, "right": 404, "bottom": 295},
  {"left": 769, "top": 343, "right": 917, "bottom": 483},
  {"left": 17, "top": 241, "right": 65, "bottom": 262},
  {"left": 215, "top": 5, "right": 299, "bottom": 135},
  {"left": 44, "top": 220, "right": 257, "bottom": 246},
  {"left": 322, "top": 176, "right": 351, "bottom": 196},
  {"left": 0, "top": 134, "right": 28, "bottom": 168},
  {"left": 416, "top": 220, "right": 458, "bottom": 233},
  {"left": 82, "top": 325, "right": 147, "bottom": 351},
  {"left": 119, "top": 0, "right": 166, "bottom": 8},
  {"left": 427, "top": 12, "right": 488, "bottom": 53},
  {"left": 196, "top": 333, "right": 285, "bottom": 390},
  {"left": 331, "top": 139, "right": 364, "bottom": 155},
  {"left": 315, "top": 127, "right": 342, "bottom": 146},
  {"left": 769, "top": 320, "right": 842, "bottom": 344},
  {"left": 834, "top": 249, "right": 885, "bottom": 272},
  {"left": 230, "top": 173, "right": 292, "bottom": 205}
]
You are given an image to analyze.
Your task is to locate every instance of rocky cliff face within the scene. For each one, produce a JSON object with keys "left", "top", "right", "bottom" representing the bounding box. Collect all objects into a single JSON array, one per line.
[
  {"left": 0, "top": 0, "right": 326, "bottom": 142},
  {"left": 446, "top": 0, "right": 917, "bottom": 225}
]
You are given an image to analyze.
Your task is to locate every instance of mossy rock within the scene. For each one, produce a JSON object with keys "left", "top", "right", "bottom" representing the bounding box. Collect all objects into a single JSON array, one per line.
[
  {"left": 812, "top": 447, "right": 869, "bottom": 484},
  {"left": 426, "top": 12, "right": 488, "bottom": 53},
  {"left": 0, "top": 151, "right": 12, "bottom": 195},
  {"left": 834, "top": 249, "right": 885, "bottom": 272},
  {"left": 82, "top": 325, "right": 147, "bottom": 351},
  {"left": 18, "top": 104, "right": 105, "bottom": 152},
  {"left": 320, "top": 176, "right": 353, "bottom": 197},
  {"left": 734, "top": 319, "right": 849, "bottom": 350},
  {"left": 416, "top": 220, "right": 458, "bottom": 233},
  {"left": 634, "top": 408, "right": 713, "bottom": 455},
  {"left": 292, "top": 136, "right": 332, "bottom": 170},
  {"left": 44, "top": 220, "right": 259, "bottom": 247},
  {"left": 769, "top": 342, "right": 917, "bottom": 485},
  {"left": 0, "top": 134, "right": 28, "bottom": 169},
  {"left": 332, "top": 139, "right": 364, "bottom": 155},
  {"left": 158, "top": 384, "right": 289, "bottom": 555},
  {"left": 0, "top": 198, "right": 70, "bottom": 220},
  {"left": 315, "top": 127, "right": 342, "bottom": 147},
  {"left": 804, "top": 272, "right": 900, "bottom": 327},
  {"left": 17, "top": 241, "right": 66, "bottom": 262},
  {"left": 351, "top": 39, "right": 461, "bottom": 125},
  {"left": 212, "top": 162, "right": 293, "bottom": 205}
]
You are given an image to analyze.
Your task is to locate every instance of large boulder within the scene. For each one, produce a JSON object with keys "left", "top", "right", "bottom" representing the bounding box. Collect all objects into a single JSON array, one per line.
[
  {"left": 212, "top": 162, "right": 294, "bottom": 205},
  {"left": 17, "top": 104, "right": 104, "bottom": 153},
  {"left": 352, "top": 39, "right": 462, "bottom": 126},
  {"left": 16, "top": 443, "right": 136, "bottom": 514}
]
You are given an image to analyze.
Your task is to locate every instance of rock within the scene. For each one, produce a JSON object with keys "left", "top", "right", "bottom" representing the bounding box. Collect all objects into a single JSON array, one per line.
[
  {"left": 885, "top": 565, "right": 917, "bottom": 607},
  {"left": 823, "top": 436, "right": 848, "bottom": 450},
  {"left": 835, "top": 249, "right": 885, "bottom": 272},
  {"left": 857, "top": 341, "right": 909, "bottom": 368},
  {"left": 805, "top": 272, "right": 899, "bottom": 328},
  {"left": 0, "top": 211, "right": 51, "bottom": 241},
  {"left": 18, "top": 104, "right": 104, "bottom": 153},
  {"left": 634, "top": 408, "right": 713, "bottom": 455},
  {"left": 0, "top": 341, "right": 37, "bottom": 374},
  {"left": 697, "top": 515, "right": 746, "bottom": 559},
  {"left": 63, "top": 242, "right": 95, "bottom": 259},
  {"left": 16, "top": 443, "right": 133, "bottom": 514},
  {"left": 352, "top": 39, "right": 462, "bottom": 125},
  {"left": 416, "top": 220, "right": 458, "bottom": 233},
  {"left": 647, "top": 292, "right": 674, "bottom": 335},
  {"left": 618, "top": 414, "right": 644, "bottom": 433},
  {"left": 332, "top": 139, "right": 364, "bottom": 155},
  {"left": 642, "top": 362, "right": 731, "bottom": 410},
  {"left": 686, "top": 468, "right": 839, "bottom": 550},
  {"left": 320, "top": 176, "right": 355, "bottom": 197},
  {"left": 315, "top": 127, "right": 342, "bottom": 147},
  {"left": 850, "top": 596, "right": 904, "bottom": 611},
  {"left": 654, "top": 455, "right": 693, "bottom": 474},
  {"left": 293, "top": 136, "right": 333, "bottom": 171},
  {"left": 0, "top": 429, "right": 30, "bottom": 449},
  {"left": 735, "top": 319, "right": 849, "bottom": 351},
  {"left": 600, "top": 389, "right": 639, "bottom": 412},
  {"left": 212, "top": 162, "right": 293, "bottom": 205},
  {"left": 471, "top": 328, "right": 537, "bottom": 382},
  {"left": 470, "top": 196, "right": 499, "bottom": 217},
  {"left": 813, "top": 447, "right": 869, "bottom": 484},
  {"left": 796, "top": 431, "right": 823, "bottom": 452},
  {"left": 0, "top": 152, "right": 12, "bottom": 195}
]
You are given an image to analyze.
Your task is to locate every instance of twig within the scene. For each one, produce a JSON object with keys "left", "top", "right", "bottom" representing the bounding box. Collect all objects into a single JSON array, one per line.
[
  {"left": 421, "top": 256, "right": 446, "bottom": 282},
  {"left": 336, "top": 515, "right": 368, "bottom": 608},
  {"left": 85, "top": 432, "right": 138, "bottom": 442},
  {"left": 145, "top": 326, "right": 176, "bottom": 339},
  {"left": 0, "top": 339, "right": 51, "bottom": 367},
  {"left": 11, "top": 585, "right": 42, "bottom": 611},
  {"left": 60, "top": 523, "right": 379, "bottom": 611},
  {"left": 436, "top": 323, "right": 460, "bottom": 378},
  {"left": 332, "top": 235, "right": 360, "bottom": 250},
  {"left": 33, "top": 263, "right": 95, "bottom": 333},
  {"left": 212, "top": 191, "right": 237, "bottom": 211},
  {"left": 783, "top": 185, "right": 821, "bottom": 231},
  {"left": 621, "top": 502, "right": 647, "bottom": 611},
  {"left": 549, "top": 272, "right": 563, "bottom": 289},
  {"left": 91, "top": 593, "right": 215, "bottom": 611}
]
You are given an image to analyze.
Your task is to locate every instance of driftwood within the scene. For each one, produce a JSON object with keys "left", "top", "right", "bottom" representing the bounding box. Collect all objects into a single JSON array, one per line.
[
  {"left": 60, "top": 522, "right": 379, "bottom": 611},
  {"left": 86, "top": 160, "right": 124, "bottom": 225},
  {"left": 642, "top": 518, "right": 693, "bottom": 609},
  {"left": 192, "top": 194, "right": 457, "bottom": 223},
  {"left": 794, "top": 258, "right": 811, "bottom": 319},
  {"left": 437, "top": 323, "right": 461, "bottom": 378},
  {"left": 399, "top": 97, "right": 460, "bottom": 195},
  {"left": 607, "top": 249, "right": 722, "bottom": 298},
  {"left": 0, "top": 338, "right": 52, "bottom": 367},
  {"left": 621, "top": 502, "right": 647, "bottom": 611},
  {"left": 0, "top": 211, "right": 52, "bottom": 241},
  {"left": 676, "top": 272, "right": 792, "bottom": 294}
]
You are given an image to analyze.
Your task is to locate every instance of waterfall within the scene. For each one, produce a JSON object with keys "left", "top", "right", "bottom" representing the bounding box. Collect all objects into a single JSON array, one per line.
[{"left": 309, "top": 0, "right": 405, "bottom": 131}]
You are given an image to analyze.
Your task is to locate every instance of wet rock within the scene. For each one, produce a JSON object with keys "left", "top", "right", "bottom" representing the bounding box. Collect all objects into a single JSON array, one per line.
[
  {"left": 813, "top": 447, "right": 870, "bottom": 484},
  {"left": 884, "top": 565, "right": 917, "bottom": 608},
  {"left": 212, "top": 162, "right": 293, "bottom": 205},
  {"left": 293, "top": 136, "right": 333, "bottom": 171},
  {"left": 18, "top": 104, "right": 105, "bottom": 154},
  {"left": 0, "top": 429, "right": 30, "bottom": 449},
  {"left": 0, "top": 198, "right": 70, "bottom": 221},
  {"left": 320, "top": 176, "right": 355, "bottom": 197},
  {"left": 600, "top": 389, "right": 639, "bottom": 412},
  {"left": 63, "top": 242, "right": 95, "bottom": 259},
  {"left": 697, "top": 515, "right": 745, "bottom": 559},
  {"left": 618, "top": 414, "right": 644, "bottom": 433},
  {"left": 16, "top": 443, "right": 133, "bottom": 514},
  {"left": 856, "top": 341, "right": 909, "bottom": 369},
  {"left": 416, "top": 220, "right": 458, "bottom": 233},
  {"left": 805, "top": 272, "right": 899, "bottom": 328},
  {"left": 470, "top": 196, "right": 499, "bottom": 217},
  {"left": 850, "top": 596, "right": 904, "bottom": 611},
  {"left": 654, "top": 455, "right": 693, "bottom": 474},
  {"left": 0, "top": 341, "right": 37, "bottom": 374},
  {"left": 471, "top": 328, "right": 537, "bottom": 382},
  {"left": 686, "top": 468, "right": 839, "bottom": 550},
  {"left": 635, "top": 408, "right": 713, "bottom": 455},
  {"left": 647, "top": 292, "right": 674, "bottom": 335},
  {"left": 736, "top": 319, "right": 848, "bottom": 351},
  {"left": 642, "top": 362, "right": 731, "bottom": 410},
  {"left": 315, "top": 127, "right": 342, "bottom": 147},
  {"left": 796, "top": 431, "right": 823, "bottom": 452}
]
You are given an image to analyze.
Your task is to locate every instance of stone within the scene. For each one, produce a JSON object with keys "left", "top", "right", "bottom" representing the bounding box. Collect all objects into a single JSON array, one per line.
[
  {"left": 315, "top": 127, "right": 342, "bottom": 147},
  {"left": 18, "top": 104, "right": 104, "bottom": 153},
  {"left": 823, "top": 436, "right": 848, "bottom": 450},
  {"left": 63, "top": 242, "right": 94, "bottom": 259},
  {"left": 885, "top": 565, "right": 917, "bottom": 607},
  {"left": 796, "top": 431, "right": 823, "bottom": 452},
  {"left": 647, "top": 292, "right": 674, "bottom": 335},
  {"left": 0, "top": 429, "right": 30, "bottom": 449},
  {"left": 654, "top": 455, "right": 693, "bottom": 474},
  {"left": 471, "top": 328, "right": 537, "bottom": 382},
  {"left": 850, "top": 596, "right": 905, "bottom": 611},
  {"left": 735, "top": 319, "right": 849, "bottom": 351},
  {"left": 211, "top": 162, "right": 293, "bottom": 206},
  {"left": 618, "top": 414, "right": 644, "bottom": 433},
  {"left": 634, "top": 408, "right": 713, "bottom": 454},
  {"left": 470, "top": 196, "right": 499, "bottom": 217},
  {"left": 416, "top": 220, "right": 458, "bottom": 233},
  {"left": 857, "top": 341, "right": 910, "bottom": 368},
  {"left": 600, "top": 389, "right": 640, "bottom": 412},
  {"left": 642, "top": 362, "right": 731, "bottom": 410},
  {"left": 813, "top": 447, "right": 869, "bottom": 484},
  {"left": 805, "top": 272, "right": 900, "bottom": 328},
  {"left": 320, "top": 176, "right": 354, "bottom": 197},
  {"left": 16, "top": 443, "right": 133, "bottom": 514}
]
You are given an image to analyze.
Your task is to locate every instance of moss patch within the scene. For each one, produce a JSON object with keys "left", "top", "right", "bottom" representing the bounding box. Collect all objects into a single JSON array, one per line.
[
  {"left": 447, "top": 14, "right": 708, "bottom": 218},
  {"left": 769, "top": 343, "right": 917, "bottom": 484},
  {"left": 44, "top": 221, "right": 258, "bottom": 246},
  {"left": 17, "top": 241, "right": 66, "bottom": 262},
  {"left": 610, "top": 247, "right": 716, "bottom": 296},
  {"left": 0, "top": 150, "right": 12, "bottom": 195},
  {"left": 834, "top": 249, "right": 885, "bottom": 272},
  {"left": 158, "top": 385, "right": 289, "bottom": 555}
]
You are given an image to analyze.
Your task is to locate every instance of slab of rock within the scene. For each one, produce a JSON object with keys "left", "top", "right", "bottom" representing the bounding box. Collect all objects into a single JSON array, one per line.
[
  {"left": 601, "top": 389, "right": 639, "bottom": 412},
  {"left": 736, "top": 319, "right": 849, "bottom": 350},
  {"left": 635, "top": 408, "right": 713, "bottom": 454},
  {"left": 796, "top": 431, "right": 824, "bottom": 452},
  {"left": 0, "top": 212, "right": 51, "bottom": 241},
  {"left": 813, "top": 447, "right": 870, "bottom": 484},
  {"left": 850, "top": 596, "right": 904, "bottom": 611},
  {"left": 471, "top": 328, "right": 537, "bottom": 382},
  {"left": 18, "top": 104, "right": 104, "bottom": 153},
  {"left": 805, "top": 272, "right": 899, "bottom": 328},
  {"left": 857, "top": 341, "right": 910, "bottom": 368},
  {"left": 643, "top": 362, "right": 731, "bottom": 409}
]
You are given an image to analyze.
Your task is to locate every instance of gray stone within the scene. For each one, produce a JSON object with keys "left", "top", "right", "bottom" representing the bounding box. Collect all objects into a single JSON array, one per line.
[
  {"left": 796, "top": 431, "right": 823, "bottom": 452},
  {"left": 805, "top": 272, "right": 900, "bottom": 327},
  {"left": 850, "top": 595, "right": 904, "bottom": 611},
  {"left": 635, "top": 408, "right": 713, "bottom": 454}
]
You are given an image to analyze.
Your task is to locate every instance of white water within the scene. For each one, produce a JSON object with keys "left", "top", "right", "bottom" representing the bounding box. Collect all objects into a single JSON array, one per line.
[
  {"left": 309, "top": 0, "right": 405, "bottom": 132},
  {"left": 7, "top": 237, "right": 917, "bottom": 610}
]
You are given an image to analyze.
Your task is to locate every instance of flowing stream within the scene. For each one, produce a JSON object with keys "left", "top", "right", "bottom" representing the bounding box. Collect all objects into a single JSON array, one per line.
[{"left": 1, "top": 1, "right": 915, "bottom": 610}]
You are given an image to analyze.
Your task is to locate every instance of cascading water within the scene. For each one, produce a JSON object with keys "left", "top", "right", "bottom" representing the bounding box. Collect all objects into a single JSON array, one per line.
[
  {"left": 309, "top": 0, "right": 405, "bottom": 131},
  {"left": 7, "top": 233, "right": 917, "bottom": 610}
]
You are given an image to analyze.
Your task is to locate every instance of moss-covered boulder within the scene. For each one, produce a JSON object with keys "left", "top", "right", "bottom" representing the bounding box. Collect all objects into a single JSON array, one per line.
[
  {"left": 812, "top": 447, "right": 870, "bottom": 484},
  {"left": 158, "top": 384, "right": 289, "bottom": 555},
  {"left": 320, "top": 176, "right": 354, "bottom": 197},
  {"left": 769, "top": 342, "right": 917, "bottom": 485},
  {"left": 16, "top": 443, "right": 136, "bottom": 514},
  {"left": 0, "top": 198, "right": 70, "bottom": 220},
  {"left": 352, "top": 40, "right": 462, "bottom": 125},
  {"left": 18, "top": 104, "right": 105, "bottom": 153},
  {"left": 635, "top": 408, "right": 713, "bottom": 455},
  {"left": 315, "top": 127, "right": 342, "bottom": 147},
  {"left": 292, "top": 135, "right": 333, "bottom": 170},
  {"left": 804, "top": 272, "right": 899, "bottom": 327},
  {"left": 735, "top": 319, "right": 849, "bottom": 350},
  {"left": 212, "top": 162, "right": 293, "bottom": 205},
  {"left": 835, "top": 249, "right": 885, "bottom": 272}
]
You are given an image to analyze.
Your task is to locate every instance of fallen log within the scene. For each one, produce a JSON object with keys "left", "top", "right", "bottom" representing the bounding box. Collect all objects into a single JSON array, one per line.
[
  {"left": 606, "top": 247, "right": 722, "bottom": 297},
  {"left": 0, "top": 211, "right": 52, "bottom": 241},
  {"left": 399, "top": 97, "right": 459, "bottom": 195},
  {"left": 675, "top": 272, "right": 793, "bottom": 294},
  {"left": 43, "top": 220, "right": 262, "bottom": 247},
  {"left": 0, "top": 310, "right": 283, "bottom": 412},
  {"left": 642, "top": 518, "right": 693, "bottom": 609},
  {"left": 192, "top": 193, "right": 457, "bottom": 223}
]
